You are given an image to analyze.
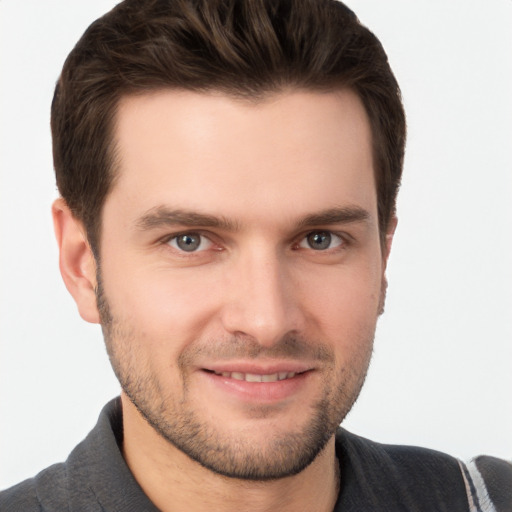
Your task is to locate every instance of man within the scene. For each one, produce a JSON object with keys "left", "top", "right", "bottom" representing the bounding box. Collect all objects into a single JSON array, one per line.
[{"left": 1, "top": 0, "right": 510, "bottom": 510}]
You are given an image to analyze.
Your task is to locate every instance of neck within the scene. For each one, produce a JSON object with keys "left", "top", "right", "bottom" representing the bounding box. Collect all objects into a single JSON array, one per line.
[{"left": 121, "top": 395, "right": 340, "bottom": 512}]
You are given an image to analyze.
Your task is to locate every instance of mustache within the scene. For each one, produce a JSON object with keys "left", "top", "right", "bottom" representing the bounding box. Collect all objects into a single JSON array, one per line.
[{"left": 178, "top": 333, "right": 334, "bottom": 368}]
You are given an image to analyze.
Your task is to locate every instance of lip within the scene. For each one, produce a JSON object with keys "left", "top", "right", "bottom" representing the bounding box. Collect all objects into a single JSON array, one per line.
[
  {"left": 203, "top": 360, "right": 313, "bottom": 375},
  {"left": 198, "top": 360, "right": 315, "bottom": 403}
]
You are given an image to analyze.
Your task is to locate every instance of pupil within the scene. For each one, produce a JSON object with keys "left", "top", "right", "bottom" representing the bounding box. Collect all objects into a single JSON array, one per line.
[
  {"left": 177, "top": 233, "right": 200, "bottom": 251},
  {"left": 308, "top": 232, "right": 331, "bottom": 250}
]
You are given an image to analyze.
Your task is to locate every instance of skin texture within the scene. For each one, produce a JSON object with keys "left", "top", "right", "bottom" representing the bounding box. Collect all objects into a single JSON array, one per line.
[{"left": 53, "top": 89, "right": 395, "bottom": 512}]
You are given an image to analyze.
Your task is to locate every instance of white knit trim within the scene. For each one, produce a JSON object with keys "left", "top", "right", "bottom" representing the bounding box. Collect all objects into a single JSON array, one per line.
[
  {"left": 459, "top": 459, "right": 497, "bottom": 512},
  {"left": 460, "top": 460, "right": 479, "bottom": 512}
]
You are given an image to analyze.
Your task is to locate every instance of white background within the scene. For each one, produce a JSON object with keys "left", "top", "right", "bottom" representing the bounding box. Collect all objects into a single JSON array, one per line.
[{"left": 1, "top": 0, "right": 511, "bottom": 490}]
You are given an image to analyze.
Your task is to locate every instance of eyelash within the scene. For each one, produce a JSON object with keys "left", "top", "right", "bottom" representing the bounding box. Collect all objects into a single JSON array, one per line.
[{"left": 161, "top": 230, "right": 350, "bottom": 255}]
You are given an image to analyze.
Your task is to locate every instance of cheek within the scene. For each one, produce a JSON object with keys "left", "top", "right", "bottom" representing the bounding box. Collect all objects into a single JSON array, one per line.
[
  {"left": 101, "top": 259, "right": 224, "bottom": 347},
  {"left": 297, "top": 261, "right": 382, "bottom": 344}
]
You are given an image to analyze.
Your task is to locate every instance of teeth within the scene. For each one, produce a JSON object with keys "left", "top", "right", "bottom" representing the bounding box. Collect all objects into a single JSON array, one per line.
[{"left": 213, "top": 370, "right": 297, "bottom": 382}]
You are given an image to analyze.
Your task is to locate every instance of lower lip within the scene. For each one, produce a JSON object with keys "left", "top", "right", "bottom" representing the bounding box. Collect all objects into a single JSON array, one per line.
[{"left": 200, "top": 370, "right": 311, "bottom": 403}]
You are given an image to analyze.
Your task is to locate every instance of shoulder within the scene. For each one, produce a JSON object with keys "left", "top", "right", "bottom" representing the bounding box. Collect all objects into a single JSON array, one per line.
[
  {"left": 462, "top": 455, "right": 512, "bottom": 512},
  {"left": 0, "top": 399, "right": 147, "bottom": 512},
  {"left": 337, "top": 428, "right": 464, "bottom": 476},
  {"left": 0, "top": 463, "right": 67, "bottom": 512},
  {"left": 335, "top": 429, "right": 512, "bottom": 512},
  {"left": 0, "top": 399, "right": 120, "bottom": 512},
  {"left": 335, "top": 429, "right": 469, "bottom": 511}
]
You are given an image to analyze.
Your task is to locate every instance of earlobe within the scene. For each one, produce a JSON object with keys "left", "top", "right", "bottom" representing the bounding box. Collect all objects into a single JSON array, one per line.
[{"left": 52, "top": 198, "right": 100, "bottom": 324}]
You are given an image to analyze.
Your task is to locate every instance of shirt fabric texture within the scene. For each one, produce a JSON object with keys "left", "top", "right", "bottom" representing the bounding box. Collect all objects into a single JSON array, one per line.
[{"left": 1, "top": 397, "right": 509, "bottom": 511}]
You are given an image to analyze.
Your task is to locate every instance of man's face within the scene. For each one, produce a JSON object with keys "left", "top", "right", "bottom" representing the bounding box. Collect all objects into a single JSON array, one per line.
[{"left": 97, "top": 89, "right": 389, "bottom": 479}]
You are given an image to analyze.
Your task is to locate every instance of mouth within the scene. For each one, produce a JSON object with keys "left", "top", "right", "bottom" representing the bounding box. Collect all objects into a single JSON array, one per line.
[
  {"left": 199, "top": 364, "right": 313, "bottom": 403},
  {"left": 206, "top": 369, "right": 301, "bottom": 383}
]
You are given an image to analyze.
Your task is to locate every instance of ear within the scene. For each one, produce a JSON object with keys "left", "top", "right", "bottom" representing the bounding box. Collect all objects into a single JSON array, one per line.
[
  {"left": 52, "top": 198, "right": 100, "bottom": 324},
  {"left": 378, "top": 216, "right": 397, "bottom": 315},
  {"left": 382, "top": 215, "right": 398, "bottom": 268}
]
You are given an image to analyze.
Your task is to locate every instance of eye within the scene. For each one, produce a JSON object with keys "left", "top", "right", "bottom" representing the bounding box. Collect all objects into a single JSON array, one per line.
[
  {"left": 299, "top": 231, "right": 344, "bottom": 251},
  {"left": 167, "top": 232, "right": 213, "bottom": 252}
]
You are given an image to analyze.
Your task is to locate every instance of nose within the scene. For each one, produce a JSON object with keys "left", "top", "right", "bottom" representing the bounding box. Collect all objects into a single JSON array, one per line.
[{"left": 220, "top": 245, "right": 305, "bottom": 347}]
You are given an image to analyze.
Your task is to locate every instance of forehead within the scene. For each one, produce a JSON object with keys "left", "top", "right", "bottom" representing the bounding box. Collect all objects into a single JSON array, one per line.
[{"left": 107, "top": 89, "right": 376, "bottom": 227}]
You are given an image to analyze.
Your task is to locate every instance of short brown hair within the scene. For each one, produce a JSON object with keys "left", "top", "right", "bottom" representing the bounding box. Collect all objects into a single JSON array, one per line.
[{"left": 51, "top": 0, "right": 405, "bottom": 255}]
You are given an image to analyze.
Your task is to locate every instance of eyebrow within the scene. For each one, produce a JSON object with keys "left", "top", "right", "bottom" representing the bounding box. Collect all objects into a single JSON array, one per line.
[
  {"left": 136, "top": 207, "right": 239, "bottom": 231},
  {"left": 297, "top": 206, "right": 370, "bottom": 228},
  {"left": 135, "top": 205, "right": 371, "bottom": 232}
]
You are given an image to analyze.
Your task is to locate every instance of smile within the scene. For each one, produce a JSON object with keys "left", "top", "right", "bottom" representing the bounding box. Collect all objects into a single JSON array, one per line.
[
  {"left": 200, "top": 366, "right": 312, "bottom": 402},
  {"left": 211, "top": 370, "right": 298, "bottom": 382}
]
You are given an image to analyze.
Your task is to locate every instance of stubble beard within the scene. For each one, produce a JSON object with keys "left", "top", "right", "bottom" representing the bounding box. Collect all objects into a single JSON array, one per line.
[{"left": 96, "top": 277, "right": 374, "bottom": 481}]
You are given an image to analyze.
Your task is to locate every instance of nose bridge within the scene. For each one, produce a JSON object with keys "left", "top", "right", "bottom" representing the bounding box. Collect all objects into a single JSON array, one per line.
[{"left": 221, "top": 242, "right": 300, "bottom": 345}]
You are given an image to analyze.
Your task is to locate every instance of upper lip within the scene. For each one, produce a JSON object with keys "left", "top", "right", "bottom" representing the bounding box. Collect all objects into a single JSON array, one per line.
[{"left": 200, "top": 360, "right": 314, "bottom": 375}]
